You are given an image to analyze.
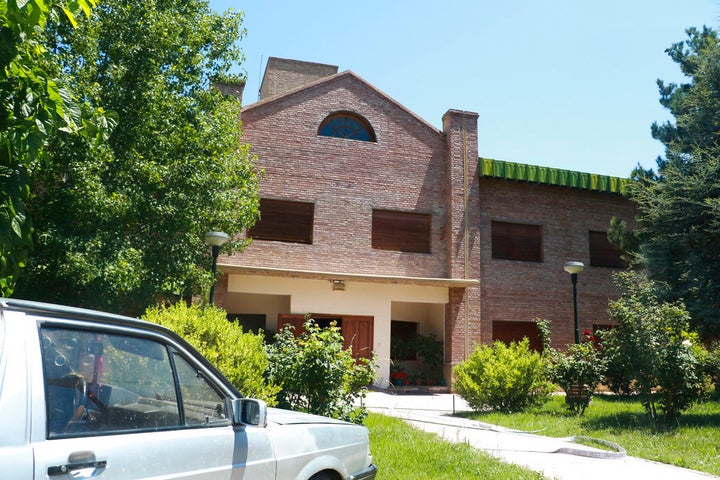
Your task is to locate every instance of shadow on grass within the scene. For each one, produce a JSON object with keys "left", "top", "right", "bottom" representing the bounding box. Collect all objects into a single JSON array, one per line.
[
  {"left": 582, "top": 411, "right": 720, "bottom": 432},
  {"left": 455, "top": 395, "right": 720, "bottom": 433}
]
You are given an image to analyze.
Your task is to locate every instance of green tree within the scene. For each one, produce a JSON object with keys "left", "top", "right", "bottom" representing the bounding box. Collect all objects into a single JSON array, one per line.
[
  {"left": 603, "top": 271, "right": 704, "bottom": 422},
  {"left": 0, "top": 0, "right": 98, "bottom": 296},
  {"left": 15, "top": 0, "right": 259, "bottom": 314},
  {"left": 651, "top": 26, "right": 720, "bottom": 156},
  {"left": 624, "top": 27, "right": 720, "bottom": 337}
]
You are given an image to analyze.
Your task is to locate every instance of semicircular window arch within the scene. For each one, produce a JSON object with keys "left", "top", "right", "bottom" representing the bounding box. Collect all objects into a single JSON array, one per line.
[{"left": 318, "top": 111, "right": 377, "bottom": 142}]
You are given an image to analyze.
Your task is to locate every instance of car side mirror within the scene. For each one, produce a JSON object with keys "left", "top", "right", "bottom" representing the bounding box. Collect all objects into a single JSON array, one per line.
[{"left": 230, "top": 398, "right": 267, "bottom": 428}]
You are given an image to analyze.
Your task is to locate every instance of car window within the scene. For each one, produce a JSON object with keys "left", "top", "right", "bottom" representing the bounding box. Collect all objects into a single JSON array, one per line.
[
  {"left": 41, "top": 327, "right": 187, "bottom": 438},
  {"left": 173, "top": 353, "right": 228, "bottom": 425}
]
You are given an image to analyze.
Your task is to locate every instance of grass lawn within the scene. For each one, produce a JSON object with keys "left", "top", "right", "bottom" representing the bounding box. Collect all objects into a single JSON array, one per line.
[
  {"left": 463, "top": 394, "right": 720, "bottom": 476},
  {"left": 365, "top": 413, "right": 544, "bottom": 479}
]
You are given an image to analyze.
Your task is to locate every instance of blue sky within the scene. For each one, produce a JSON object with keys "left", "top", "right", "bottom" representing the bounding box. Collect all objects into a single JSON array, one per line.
[{"left": 209, "top": 1, "right": 719, "bottom": 178}]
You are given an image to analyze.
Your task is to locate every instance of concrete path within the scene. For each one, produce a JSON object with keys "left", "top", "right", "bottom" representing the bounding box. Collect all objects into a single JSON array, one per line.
[{"left": 361, "top": 391, "right": 719, "bottom": 480}]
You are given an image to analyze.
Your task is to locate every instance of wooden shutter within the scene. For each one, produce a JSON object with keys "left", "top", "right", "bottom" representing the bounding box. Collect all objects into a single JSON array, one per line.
[
  {"left": 249, "top": 199, "right": 314, "bottom": 244},
  {"left": 589, "top": 231, "right": 625, "bottom": 268},
  {"left": 372, "top": 209, "right": 431, "bottom": 253},
  {"left": 491, "top": 221, "right": 542, "bottom": 262},
  {"left": 492, "top": 321, "right": 543, "bottom": 352}
]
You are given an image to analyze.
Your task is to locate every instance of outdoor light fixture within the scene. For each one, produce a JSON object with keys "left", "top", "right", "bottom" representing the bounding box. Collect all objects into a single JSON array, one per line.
[
  {"left": 204, "top": 231, "right": 230, "bottom": 305},
  {"left": 563, "top": 261, "right": 585, "bottom": 344},
  {"left": 331, "top": 279, "right": 346, "bottom": 291}
]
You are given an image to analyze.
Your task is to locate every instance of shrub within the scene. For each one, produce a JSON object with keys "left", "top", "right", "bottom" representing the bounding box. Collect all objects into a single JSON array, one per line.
[
  {"left": 265, "top": 318, "right": 376, "bottom": 424},
  {"left": 603, "top": 271, "right": 706, "bottom": 422},
  {"left": 536, "top": 319, "right": 606, "bottom": 415},
  {"left": 143, "top": 302, "right": 280, "bottom": 405},
  {"left": 454, "top": 338, "right": 553, "bottom": 412},
  {"left": 551, "top": 339, "right": 606, "bottom": 415},
  {"left": 699, "top": 341, "right": 720, "bottom": 395}
]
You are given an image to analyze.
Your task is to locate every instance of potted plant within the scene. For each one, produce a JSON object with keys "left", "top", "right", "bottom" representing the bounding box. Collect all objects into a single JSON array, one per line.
[{"left": 413, "top": 333, "right": 444, "bottom": 385}]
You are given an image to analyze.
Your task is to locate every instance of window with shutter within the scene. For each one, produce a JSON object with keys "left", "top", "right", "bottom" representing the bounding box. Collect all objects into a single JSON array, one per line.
[
  {"left": 249, "top": 199, "right": 314, "bottom": 244},
  {"left": 491, "top": 221, "right": 543, "bottom": 262},
  {"left": 372, "top": 209, "right": 431, "bottom": 253},
  {"left": 589, "top": 230, "right": 625, "bottom": 268}
]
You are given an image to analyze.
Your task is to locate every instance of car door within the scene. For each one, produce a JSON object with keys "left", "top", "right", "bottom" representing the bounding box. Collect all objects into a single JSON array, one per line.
[{"left": 32, "top": 323, "right": 275, "bottom": 480}]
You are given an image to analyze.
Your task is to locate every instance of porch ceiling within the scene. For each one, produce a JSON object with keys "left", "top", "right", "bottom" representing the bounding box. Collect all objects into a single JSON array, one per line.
[{"left": 217, "top": 264, "right": 479, "bottom": 288}]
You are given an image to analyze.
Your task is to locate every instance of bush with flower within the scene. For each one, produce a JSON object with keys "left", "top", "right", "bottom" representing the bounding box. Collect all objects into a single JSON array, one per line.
[{"left": 536, "top": 320, "right": 606, "bottom": 415}]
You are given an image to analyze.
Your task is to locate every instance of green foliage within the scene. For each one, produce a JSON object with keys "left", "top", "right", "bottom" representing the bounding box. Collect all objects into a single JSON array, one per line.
[
  {"left": 551, "top": 341, "right": 607, "bottom": 415},
  {"left": 651, "top": 26, "right": 720, "bottom": 156},
  {"left": 699, "top": 341, "right": 720, "bottom": 394},
  {"left": 14, "top": 0, "right": 259, "bottom": 315},
  {"left": 413, "top": 333, "right": 444, "bottom": 371},
  {"left": 390, "top": 332, "right": 444, "bottom": 379},
  {"left": 454, "top": 338, "right": 553, "bottom": 413},
  {"left": 265, "top": 318, "right": 376, "bottom": 424},
  {"left": 603, "top": 271, "right": 705, "bottom": 422},
  {"left": 0, "top": 0, "right": 98, "bottom": 295},
  {"left": 536, "top": 318, "right": 606, "bottom": 415},
  {"left": 626, "top": 26, "right": 720, "bottom": 337},
  {"left": 143, "top": 302, "right": 279, "bottom": 405}
]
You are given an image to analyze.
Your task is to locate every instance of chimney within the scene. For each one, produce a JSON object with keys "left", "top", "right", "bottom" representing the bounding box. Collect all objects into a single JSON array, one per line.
[
  {"left": 213, "top": 81, "right": 245, "bottom": 99},
  {"left": 259, "top": 57, "right": 338, "bottom": 100}
]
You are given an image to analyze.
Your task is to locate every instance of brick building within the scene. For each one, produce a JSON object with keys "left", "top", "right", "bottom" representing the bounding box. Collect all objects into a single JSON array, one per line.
[{"left": 214, "top": 58, "right": 636, "bottom": 386}]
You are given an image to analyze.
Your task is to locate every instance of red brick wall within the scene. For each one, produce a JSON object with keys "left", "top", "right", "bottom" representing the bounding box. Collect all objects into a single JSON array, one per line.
[
  {"left": 237, "top": 73, "right": 450, "bottom": 278},
  {"left": 477, "top": 177, "right": 637, "bottom": 348}
]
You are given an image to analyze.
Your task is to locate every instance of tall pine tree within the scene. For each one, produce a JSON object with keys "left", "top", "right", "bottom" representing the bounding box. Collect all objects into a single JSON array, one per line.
[{"left": 629, "top": 26, "right": 720, "bottom": 337}]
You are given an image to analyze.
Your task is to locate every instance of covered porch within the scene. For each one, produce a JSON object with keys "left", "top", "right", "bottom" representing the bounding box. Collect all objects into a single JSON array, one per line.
[{"left": 216, "top": 264, "right": 478, "bottom": 387}]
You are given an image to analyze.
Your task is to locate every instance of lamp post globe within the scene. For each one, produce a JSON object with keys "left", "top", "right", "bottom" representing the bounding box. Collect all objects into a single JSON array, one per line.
[
  {"left": 563, "top": 261, "right": 584, "bottom": 344},
  {"left": 204, "top": 231, "right": 229, "bottom": 305}
]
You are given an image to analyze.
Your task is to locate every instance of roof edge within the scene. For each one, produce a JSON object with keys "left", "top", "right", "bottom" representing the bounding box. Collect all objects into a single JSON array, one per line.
[
  {"left": 217, "top": 264, "right": 479, "bottom": 288},
  {"left": 479, "top": 158, "right": 632, "bottom": 195},
  {"left": 242, "top": 70, "right": 444, "bottom": 136}
]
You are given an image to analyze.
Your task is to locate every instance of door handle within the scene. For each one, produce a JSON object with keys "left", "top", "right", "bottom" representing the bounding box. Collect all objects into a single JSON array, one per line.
[{"left": 48, "top": 460, "right": 107, "bottom": 477}]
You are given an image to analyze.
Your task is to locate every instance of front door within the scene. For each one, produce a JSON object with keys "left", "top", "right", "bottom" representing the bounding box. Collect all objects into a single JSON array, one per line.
[{"left": 277, "top": 314, "right": 374, "bottom": 360}]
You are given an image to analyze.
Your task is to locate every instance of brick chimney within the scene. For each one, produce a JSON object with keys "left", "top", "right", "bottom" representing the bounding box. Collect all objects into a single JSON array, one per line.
[
  {"left": 442, "top": 109, "right": 481, "bottom": 368},
  {"left": 259, "top": 57, "right": 338, "bottom": 100}
]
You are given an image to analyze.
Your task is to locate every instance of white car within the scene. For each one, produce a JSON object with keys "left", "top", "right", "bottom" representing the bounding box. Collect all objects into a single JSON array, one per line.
[{"left": 0, "top": 298, "right": 377, "bottom": 480}]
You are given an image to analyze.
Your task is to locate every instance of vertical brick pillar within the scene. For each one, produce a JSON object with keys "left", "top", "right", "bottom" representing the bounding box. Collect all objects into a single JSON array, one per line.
[
  {"left": 213, "top": 272, "right": 229, "bottom": 309},
  {"left": 442, "top": 110, "right": 481, "bottom": 378}
]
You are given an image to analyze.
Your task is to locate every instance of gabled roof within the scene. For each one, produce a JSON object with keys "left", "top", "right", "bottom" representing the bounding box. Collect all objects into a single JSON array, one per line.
[
  {"left": 479, "top": 158, "right": 631, "bottom": 195},
  {"left": 242, "top": 69, "right": 443, "bottom": 136}
]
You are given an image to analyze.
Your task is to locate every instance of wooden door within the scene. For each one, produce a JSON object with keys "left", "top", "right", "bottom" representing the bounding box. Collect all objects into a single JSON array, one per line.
[
  {"left": 342, "top": 316, "right": 374, "bottom": 360},
  {"left": 277, "top": 314, "right": 307, "bottom": 336},
  {"left": 276, "top": 314, "right": 374, "bottom": 360}
]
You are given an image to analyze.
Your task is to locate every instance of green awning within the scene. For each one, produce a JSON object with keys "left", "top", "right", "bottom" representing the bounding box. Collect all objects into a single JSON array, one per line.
[{"left": 479, "top": 158, "right": 631, "bottom": 195}]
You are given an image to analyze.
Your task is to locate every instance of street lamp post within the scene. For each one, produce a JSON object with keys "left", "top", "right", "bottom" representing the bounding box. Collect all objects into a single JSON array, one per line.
[
  {"left": 204, "top": 231, "right": 229, "bottom": 305},
  {"left": 563, "top": 261, "right": 585, "bottom": 344}
]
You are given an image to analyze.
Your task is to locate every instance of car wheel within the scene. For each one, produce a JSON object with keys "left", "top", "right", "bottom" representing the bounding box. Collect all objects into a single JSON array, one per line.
[{"left": 309, "top": 471, "right": 337, "bottom": 480}]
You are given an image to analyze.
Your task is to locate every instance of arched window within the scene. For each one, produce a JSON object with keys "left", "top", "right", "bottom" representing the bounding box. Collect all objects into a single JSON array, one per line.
[{"left": 318, "top": 111, "right": 376, "bottom": 142}]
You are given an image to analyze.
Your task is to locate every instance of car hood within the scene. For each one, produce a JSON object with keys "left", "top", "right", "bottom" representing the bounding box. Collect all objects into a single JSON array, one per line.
[{"left": 267, "top": 407, "right": 353, "bottom": 426}]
